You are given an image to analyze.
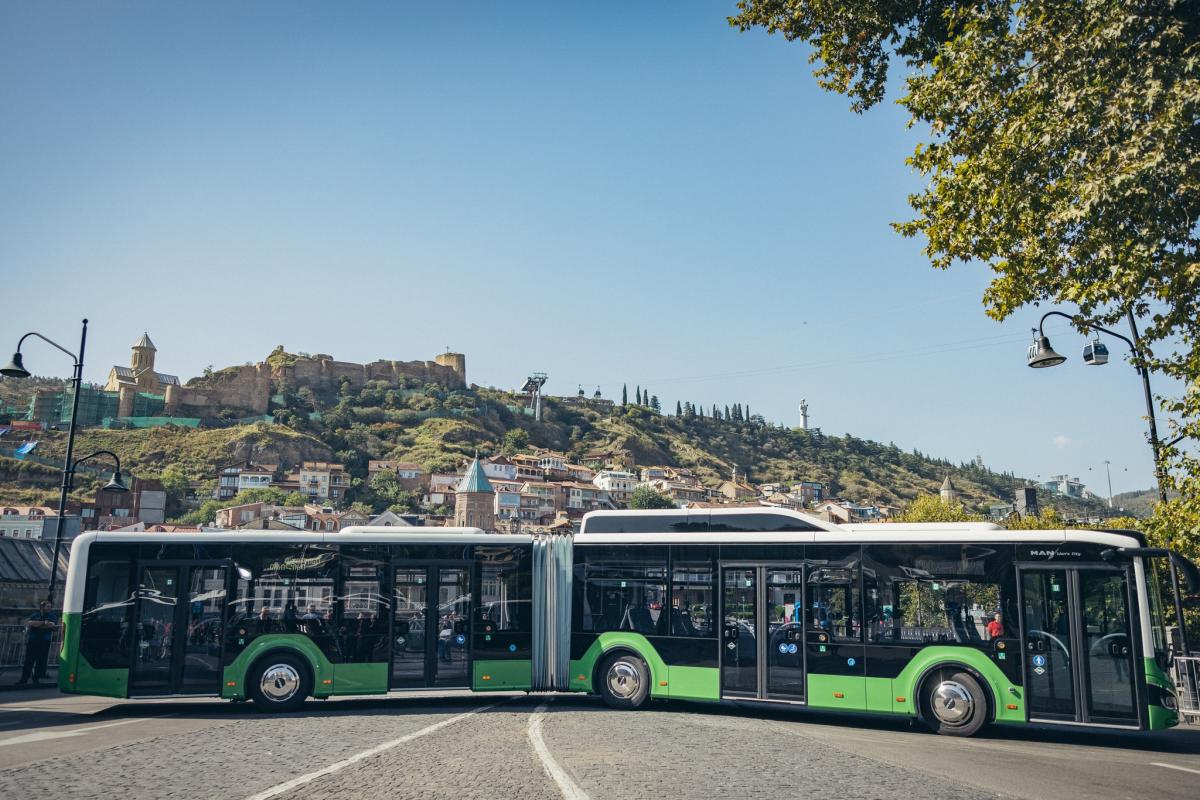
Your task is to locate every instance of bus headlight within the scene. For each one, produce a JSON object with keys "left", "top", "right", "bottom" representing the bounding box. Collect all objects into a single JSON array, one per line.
[{"left": 1161, "top": 693, "right": 1178, "bottom": 711}]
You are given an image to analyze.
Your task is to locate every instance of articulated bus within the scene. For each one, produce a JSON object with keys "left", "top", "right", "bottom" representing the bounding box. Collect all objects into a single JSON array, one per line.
[{"left": 58, "top": 508, "right": 1197, "bottom": 736}]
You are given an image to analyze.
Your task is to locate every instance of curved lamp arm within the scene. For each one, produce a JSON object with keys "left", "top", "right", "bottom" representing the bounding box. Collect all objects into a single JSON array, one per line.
[
  {"left": 72, "top": 450, "right": 122, "bottom": 470},
  {"left": 1037, "top": 311, "right": 1138, "bottom": 357},
  {"left": 15, "top": 331, "right": 79, "bottom": 364},
  {"left": 67, "top": 450, "right": 123, "bottom": 492}
]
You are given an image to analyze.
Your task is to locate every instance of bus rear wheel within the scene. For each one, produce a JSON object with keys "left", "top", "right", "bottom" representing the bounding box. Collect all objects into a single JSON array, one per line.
[
  {"left": 920, "top": 670, "right": 987, "bottom": 737},
  {"left": 248, "top": 654, "right": 311, "bottom": 713},
  {"left": 598, "top": 653, "right": 650, "bottom": 710}
]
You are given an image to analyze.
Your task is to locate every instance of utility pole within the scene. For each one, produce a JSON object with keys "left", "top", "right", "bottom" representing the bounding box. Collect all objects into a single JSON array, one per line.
[{"left": 1104, "top": 460, "right": 1113, "bottom": 509}]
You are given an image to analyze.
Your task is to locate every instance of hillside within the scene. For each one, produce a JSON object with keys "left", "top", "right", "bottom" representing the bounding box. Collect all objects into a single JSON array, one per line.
[{"left": 0, "top": 369, "right": 1119, "bottom": 518}]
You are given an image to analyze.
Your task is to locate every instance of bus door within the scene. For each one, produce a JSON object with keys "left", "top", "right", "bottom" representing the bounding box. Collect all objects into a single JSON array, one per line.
[
  {"left": 391, "top": 563, "right": 472, "bottom": 689},
  {"left": 1018, "top": 566, "right": 1139, "bottom": 726},
  {"left": 720, "top": 565, "right": 805, "bottom": 701},
  {"left": 130, "top": 562, "right": 230, "bottom": 696}
]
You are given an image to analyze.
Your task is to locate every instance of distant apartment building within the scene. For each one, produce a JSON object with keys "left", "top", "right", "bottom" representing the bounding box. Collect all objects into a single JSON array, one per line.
[
  {"left": 483, "top": 457, "right": 518, "bottom": 483},
  {"left": 562, "top": 481, "right": 611, "bottom": 513},
  {"left": 790, "top": 482, "right": 824, "bottom": 504},
  {"left": 298, "top": 461, "right": 348, "bottom": 501},
  {"left": 0, "top": 506, "right": 82, "bottom": 541},
  {"left": 1039, "top": 474, "right": 1089, "bottom": 499},
  {"left": 593, "top": 470, "right": 637, "bottom": 506},
  {"left": 217, "top": 461, "right": 277, "bottom": 500},
  {"left": 92, "top": 477, "right": 166, "bottom": 529}
]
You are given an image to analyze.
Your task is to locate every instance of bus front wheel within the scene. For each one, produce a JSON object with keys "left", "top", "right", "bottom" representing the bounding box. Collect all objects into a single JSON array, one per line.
[
  {"left": 598, "top": 653, "right": 650, "bottom": 710},
  {"left": 248, "top": 653, "right": 311, "bottom": 713},
  {"left": 920, "top": 670, "right": 987, "bottom": 737}
]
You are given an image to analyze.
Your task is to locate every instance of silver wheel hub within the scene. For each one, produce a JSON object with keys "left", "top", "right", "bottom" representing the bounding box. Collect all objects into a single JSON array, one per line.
[
  {"left": 607, "top": 660, "right": 641, "bottom": 700},
  {"left": 260, "top": 664, "right": 301, "bottom": 702},
  {"left": 931, "top": 680, "right": 974, "bottom": 725}
]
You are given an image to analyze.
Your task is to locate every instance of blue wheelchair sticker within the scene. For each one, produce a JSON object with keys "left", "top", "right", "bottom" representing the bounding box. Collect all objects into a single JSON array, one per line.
[
  {"left": 847, "top": 657, "right": 856, "bottom": 667},
  {"left": 787, "top": 643, "right": 798, "bottom": 655},
  {"left": 454, "top": 634, "right": 466, "bottom": 646}
]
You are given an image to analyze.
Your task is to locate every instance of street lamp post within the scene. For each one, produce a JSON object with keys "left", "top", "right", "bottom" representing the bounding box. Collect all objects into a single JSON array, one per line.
[
  {"left": 0, "top": 320, "right": 126, "bottom": 602},
  {"left": 1027, "top": 310, "right": 1169, "bottom": 504}
]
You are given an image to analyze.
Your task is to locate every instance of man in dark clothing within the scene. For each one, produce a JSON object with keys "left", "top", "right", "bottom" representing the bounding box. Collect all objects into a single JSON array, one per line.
[{"left": 18, "top": 601, "right": 57, "bottom": 686}]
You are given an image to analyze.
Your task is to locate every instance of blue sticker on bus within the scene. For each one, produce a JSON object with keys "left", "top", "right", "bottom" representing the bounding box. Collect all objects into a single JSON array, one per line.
[
  {"left": 1032, "top": 654, "right": 1046, "bottom": 667},
  {"left": 455, "top": 634, "right": 466, "bottom": 645},
  {"left": 847, "top": 657, "right": 856, "bottom": 667},
  {"left": 787, "top": 643, "right": 798, "bottom": 655},
  {"left": 509, "top": 643, "right": 517, "bottom": 652},
  {"left": 778, "top": 643, "right": 789, "bottom": 654}
]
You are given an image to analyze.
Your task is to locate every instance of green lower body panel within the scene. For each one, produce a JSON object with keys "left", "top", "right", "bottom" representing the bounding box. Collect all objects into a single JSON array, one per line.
[
  {"left": 473, "top": 659, "right": 532, "bottom": 691},
  {"left": 333, "top": 662, "right": 389, "bottom": 695},
  {"left": 222, "top": 634, "right": 336, "bottom": 700},
  {"left": 666, "top": 665, "right": 719, "bottom": 701},
  {"left": 807, "top": 673, "right": 867, "bottom": 711},
  {"left": 58, "top": 612, "right": 129, "bottom": 698}
]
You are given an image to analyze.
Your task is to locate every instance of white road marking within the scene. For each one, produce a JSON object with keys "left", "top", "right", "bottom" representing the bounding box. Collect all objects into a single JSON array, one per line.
[
  {"left": 242, "top": 702, "right": 499, "bottom": 800},
  {"left": 0, "top": 716, "right": 149, "bottom": 747},
  {"left": 1151, "top": 761, "right": 1200, "bottom": 776},
  {"left": 528, "top": 700, "right": 589, "bottom": 800}
]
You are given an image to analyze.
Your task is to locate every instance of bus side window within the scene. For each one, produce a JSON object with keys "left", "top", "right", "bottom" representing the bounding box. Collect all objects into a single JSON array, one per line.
[
  {"left": 807, "top": 567, "right": 861, "bottom": 642},
  {"left": 80, "top": 557, "right": 135, "bottom": 669}
]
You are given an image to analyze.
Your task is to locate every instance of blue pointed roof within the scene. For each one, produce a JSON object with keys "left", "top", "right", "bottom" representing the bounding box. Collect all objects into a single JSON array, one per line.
[{"left": 456, "top": 457, "right": 494, "bottom": 494}]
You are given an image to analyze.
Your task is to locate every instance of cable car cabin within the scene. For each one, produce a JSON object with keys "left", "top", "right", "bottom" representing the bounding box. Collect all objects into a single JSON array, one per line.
[{"left": 1083, "top": 339, "right": 1109, "bottom": 365}]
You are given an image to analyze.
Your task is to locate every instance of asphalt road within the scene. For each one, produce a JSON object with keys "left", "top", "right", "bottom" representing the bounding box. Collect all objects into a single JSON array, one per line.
[{"left": 0, "top": 688, "right": 1197, "bottom": 800}]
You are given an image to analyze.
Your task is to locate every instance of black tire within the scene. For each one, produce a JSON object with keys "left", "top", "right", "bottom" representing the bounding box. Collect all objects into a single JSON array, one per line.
[
  {"left": 919, "top": 669, "right": 988, "bottom": 737},
  {"left": 247, "top": 653, "right": 311, "bottom": 713},
  {"left": 597, "top": 652, "right": 650, "bottom": 710}
]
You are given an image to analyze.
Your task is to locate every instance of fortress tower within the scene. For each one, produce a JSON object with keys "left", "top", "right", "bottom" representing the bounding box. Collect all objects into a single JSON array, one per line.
[{"left": 435, "top": 351, "right": 467, "bottom": 387}]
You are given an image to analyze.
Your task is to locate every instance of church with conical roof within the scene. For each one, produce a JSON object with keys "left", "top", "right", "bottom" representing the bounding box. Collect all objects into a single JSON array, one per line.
[
  {"left": 454, "top": 456, "right": 496, "bottom": 531},
  {"left": 103, "top": 332, "right": 180, "bottom": 394}
]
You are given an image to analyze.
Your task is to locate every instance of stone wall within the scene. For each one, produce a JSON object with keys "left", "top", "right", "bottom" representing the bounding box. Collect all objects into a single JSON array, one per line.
[{"left": 162, "top": 350, "right": 466, "bottom": 420}]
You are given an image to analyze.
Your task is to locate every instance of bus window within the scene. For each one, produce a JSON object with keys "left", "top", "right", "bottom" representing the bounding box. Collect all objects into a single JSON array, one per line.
[
  {"left": 808, "top": 568, "right": 860, "bottom": 642},
  {"left": 227, "top": 544, "right": 338, "bottom": 663},
  {"left": 80, "top": 557, "right": 135, "bottom": 669},
  {"left": 476, "top": 546, "right": 531, "bottom": 636},
  {"left": 670, "top": 546, "right": 715, "bottom": 637},
  {"left": 863, "top": 544, "right": 1015, "bottom": 646},
  {"left": 339, "top": 547, "right": 389, "bottom": 663},
  {"left": 574, "top": 546, "right": 667, "bottom": 636}
]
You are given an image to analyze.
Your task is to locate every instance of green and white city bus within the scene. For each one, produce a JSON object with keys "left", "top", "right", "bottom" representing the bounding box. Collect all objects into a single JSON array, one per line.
[{"left": 58, "top": 508, "right": 1196, "bottom": 736}]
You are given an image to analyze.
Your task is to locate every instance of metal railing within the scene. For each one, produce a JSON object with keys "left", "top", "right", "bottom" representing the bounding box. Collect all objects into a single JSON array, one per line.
[
  {"left": 0, "top": 624, "right": 62, "bottom": 679},
  {"left": 1174, "top": 655, "right": 1200, "bottom": 723}
]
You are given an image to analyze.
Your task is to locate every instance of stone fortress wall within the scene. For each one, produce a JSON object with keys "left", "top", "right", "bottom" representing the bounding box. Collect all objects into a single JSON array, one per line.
[{"left": 162, "top": 348, "right": 467, "bottom": 419}]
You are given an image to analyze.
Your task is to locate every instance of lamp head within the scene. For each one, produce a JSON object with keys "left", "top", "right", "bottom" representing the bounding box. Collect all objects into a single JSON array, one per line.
[
  {"left": 1027, "top": 330, "right": 1067, "bottom": 368},
  {"left": 0, "top": 352, "right": 30, "bottom": 379},
  {"left": 102, "top": 469, "right": 128, "bottom": 493}
]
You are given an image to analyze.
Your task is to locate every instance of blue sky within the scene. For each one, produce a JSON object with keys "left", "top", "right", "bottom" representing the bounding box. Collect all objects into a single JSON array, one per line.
[{"left": 0, "top": 2, "right": 1174, "bottom": 497}]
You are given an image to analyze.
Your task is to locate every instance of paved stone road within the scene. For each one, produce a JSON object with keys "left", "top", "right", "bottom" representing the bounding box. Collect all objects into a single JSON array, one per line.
[{"left": 0, "top": 690, "right": 1198, "bottom": 800}]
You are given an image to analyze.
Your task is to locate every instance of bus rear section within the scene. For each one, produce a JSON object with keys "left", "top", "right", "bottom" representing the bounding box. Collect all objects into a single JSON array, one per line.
[{"left": 58, "top": 531, "right": 541, "bottom": 709}]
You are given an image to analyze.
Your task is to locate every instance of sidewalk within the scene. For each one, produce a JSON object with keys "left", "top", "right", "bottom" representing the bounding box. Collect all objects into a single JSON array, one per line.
[{"left": 0, "top": 666, "right": 57, "bottom": 693}]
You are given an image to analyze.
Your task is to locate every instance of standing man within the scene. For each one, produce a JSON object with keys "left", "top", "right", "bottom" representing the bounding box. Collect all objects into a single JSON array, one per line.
[{"left": 18, "top": 600, "right": 57, "bottom": 686}]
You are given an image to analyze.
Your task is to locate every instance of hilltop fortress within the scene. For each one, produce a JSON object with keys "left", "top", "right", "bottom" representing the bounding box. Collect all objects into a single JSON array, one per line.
[{"left": 102, "top": 336, "right": 466, "bottom": 421}]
